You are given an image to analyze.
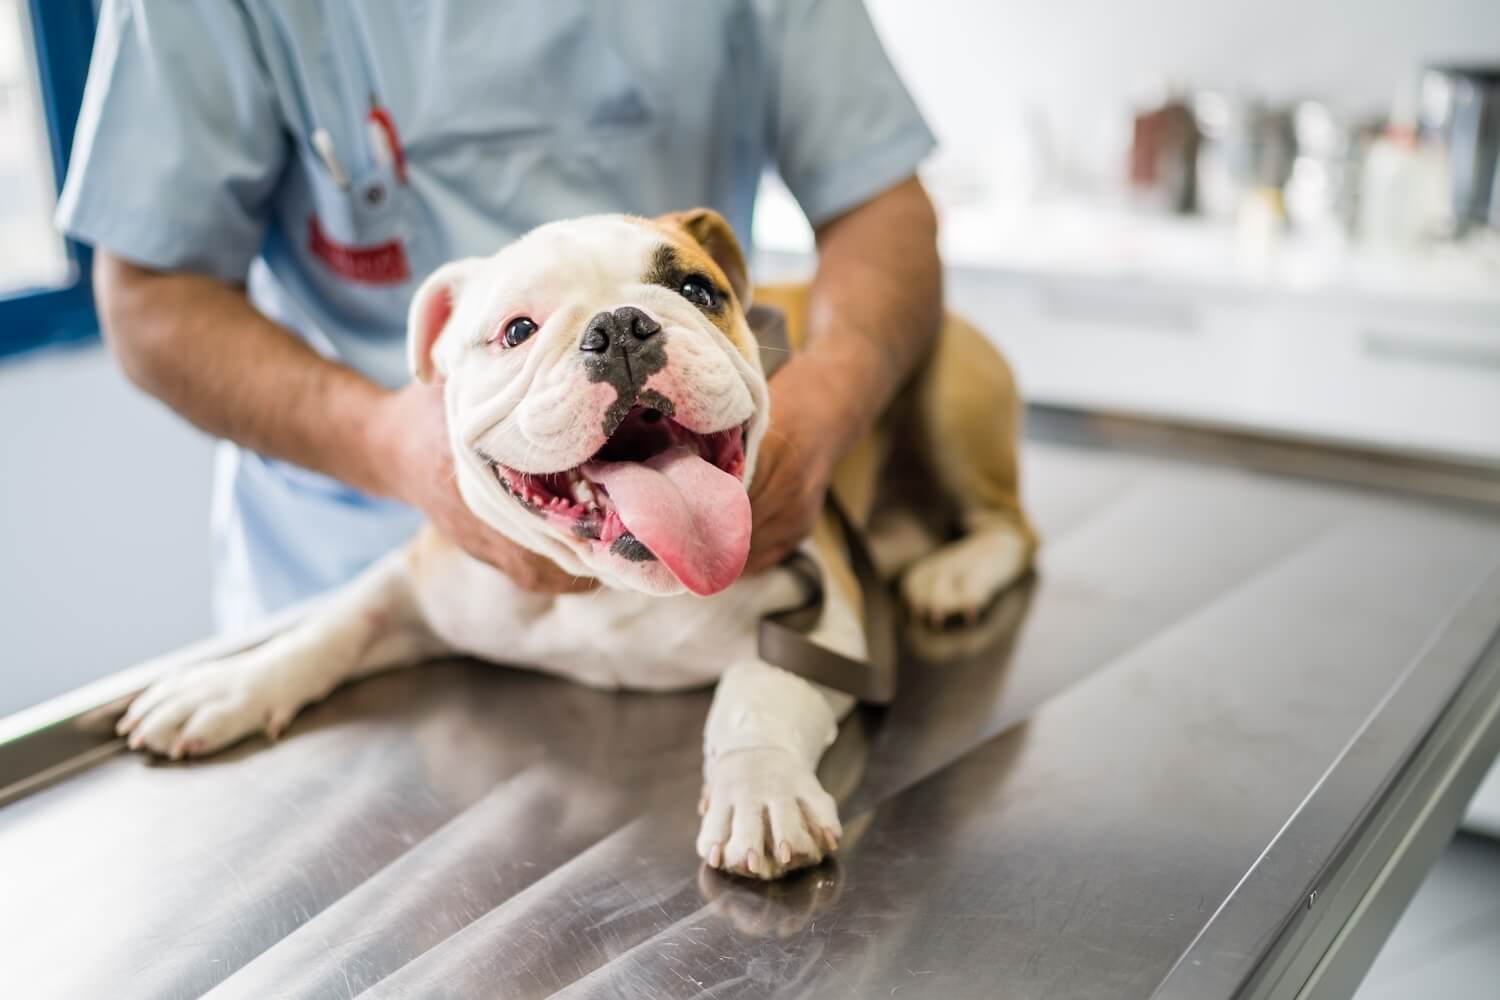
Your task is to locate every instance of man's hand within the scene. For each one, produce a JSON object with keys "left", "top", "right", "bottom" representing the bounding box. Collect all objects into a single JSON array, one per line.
[
  {"left": 743, "top": 359, "right": 839, "bottom": 574},
  {"left": 371, "top": 383, "right": 597, "bottom": 593},
  {"left": 742, "top": 175, "right": 942, "bottom": 574}
]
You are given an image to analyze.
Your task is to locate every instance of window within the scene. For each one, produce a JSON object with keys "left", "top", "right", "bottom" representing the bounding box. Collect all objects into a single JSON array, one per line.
[{"left": 0, "top": 0, "right": 96, "bottom": 356}]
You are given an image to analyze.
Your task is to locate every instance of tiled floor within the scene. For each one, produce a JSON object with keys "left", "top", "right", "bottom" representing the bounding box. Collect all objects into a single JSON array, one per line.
[{"left": 1354, "top": 833, "right": 1500, "bottom": 999}]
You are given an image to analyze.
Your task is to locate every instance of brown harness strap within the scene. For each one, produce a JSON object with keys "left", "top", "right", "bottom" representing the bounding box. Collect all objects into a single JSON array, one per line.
[{"left": 748, "top": 304, "right": 898, "bottom": 705}]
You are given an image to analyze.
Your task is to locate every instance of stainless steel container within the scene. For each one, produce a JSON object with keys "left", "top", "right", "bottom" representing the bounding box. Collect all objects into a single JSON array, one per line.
[
  {"left": 1419, "top": 64, "right": 1500, "bottom": 233},
  {"left": 1193, "top": 92, "right": 1297, "bottom": 221}
]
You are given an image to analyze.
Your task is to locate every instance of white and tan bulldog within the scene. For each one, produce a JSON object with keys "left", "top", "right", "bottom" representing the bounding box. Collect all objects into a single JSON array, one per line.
[{"left": 117, "top": 210, "right": 1035, "bottom": 880}]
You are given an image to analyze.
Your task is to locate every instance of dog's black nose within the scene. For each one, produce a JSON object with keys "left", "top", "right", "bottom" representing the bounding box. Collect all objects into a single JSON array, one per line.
[
  {"left": 580, "top": 313, "right": 613, "bottom": 353},
  {"left": 580, "top": 308, "right": 659, "bottom": 353},
  {"left": 613, "top": 306, "right": 660, "bottom": 340}
]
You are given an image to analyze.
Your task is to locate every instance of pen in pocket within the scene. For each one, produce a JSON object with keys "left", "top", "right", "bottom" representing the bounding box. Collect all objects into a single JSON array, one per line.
[
  {"left": 311, "top": 128, "right": 351, "bottom": 190},
  {"left": 366, "top": 96, "right": 409, "bottom": 185}
]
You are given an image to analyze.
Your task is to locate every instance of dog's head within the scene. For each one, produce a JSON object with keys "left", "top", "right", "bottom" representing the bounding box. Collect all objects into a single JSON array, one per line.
[{"left": 407, "top": 210, "right": 767, "bottom": 597}]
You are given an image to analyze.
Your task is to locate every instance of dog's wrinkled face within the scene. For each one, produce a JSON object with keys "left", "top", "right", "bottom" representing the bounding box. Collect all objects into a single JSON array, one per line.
[{"left": 407, "top": 210, "right": 768, "bottom": 597}]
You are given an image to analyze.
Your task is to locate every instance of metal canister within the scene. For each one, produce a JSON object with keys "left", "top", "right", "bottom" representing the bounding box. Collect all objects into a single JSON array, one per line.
[{"left": 1419, "top": 64, "right": 1500, "bottom": 233}]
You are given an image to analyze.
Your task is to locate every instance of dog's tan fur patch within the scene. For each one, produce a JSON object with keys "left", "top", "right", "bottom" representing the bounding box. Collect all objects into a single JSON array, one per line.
[{"left": 640, "top": 213, "right": 758, "bottom": 363}]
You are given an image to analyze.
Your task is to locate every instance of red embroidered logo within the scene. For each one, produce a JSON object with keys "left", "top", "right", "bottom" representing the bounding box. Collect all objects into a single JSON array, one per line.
[{"left": 307, "top": 215, "right": 410, "bottom": 285}]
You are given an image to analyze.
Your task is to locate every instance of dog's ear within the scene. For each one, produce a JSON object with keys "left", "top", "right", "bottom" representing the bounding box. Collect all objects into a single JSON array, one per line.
[
  {"left": 407, "top": 259, "right": 477, "bottom": 384},
  {"left": 657, "top": 208, "right": 750, "bottom": 307}
]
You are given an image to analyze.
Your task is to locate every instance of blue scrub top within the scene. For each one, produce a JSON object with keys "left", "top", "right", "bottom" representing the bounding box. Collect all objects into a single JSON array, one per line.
[{"left": 57, "top": 0, "right": 935, "bottom": 629}]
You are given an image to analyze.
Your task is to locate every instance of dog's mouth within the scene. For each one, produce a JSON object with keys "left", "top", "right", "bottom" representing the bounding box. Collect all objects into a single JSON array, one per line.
[{"left": 484, "top": 405, "right": 751, "bottom": 595}]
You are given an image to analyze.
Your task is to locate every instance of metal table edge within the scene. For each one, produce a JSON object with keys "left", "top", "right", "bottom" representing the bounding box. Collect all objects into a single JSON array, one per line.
[
  {"left": 1290, "top": 629, "right": 1500, "bottom": 1000},
  {"left": 1151, "top": 562, "right": 1500, "bottom": 999},
  {"left": 0, "top": 595, "right": 324, "bottom": 805}
]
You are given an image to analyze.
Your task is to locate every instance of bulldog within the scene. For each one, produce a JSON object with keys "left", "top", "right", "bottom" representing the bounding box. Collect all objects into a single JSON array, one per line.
[{"left": 117, "top": 209, "right": 1035, "bottom": 880}]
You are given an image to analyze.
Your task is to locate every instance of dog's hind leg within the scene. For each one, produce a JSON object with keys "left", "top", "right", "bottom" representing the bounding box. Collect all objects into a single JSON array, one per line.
[
  {"left": 899, "top": 314, "right": 1036, "bottom": 627},
  {"left": 117, "top": 541, "right": 448, "bottom": 759}
]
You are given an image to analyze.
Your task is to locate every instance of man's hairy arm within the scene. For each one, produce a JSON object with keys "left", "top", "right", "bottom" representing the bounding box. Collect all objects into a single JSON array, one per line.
[
  {"left": 745, "top": 175, "right": 942, "bottom": 571},
  {"left": 93, "top": 251, "right": 592, "bottom": 592}
]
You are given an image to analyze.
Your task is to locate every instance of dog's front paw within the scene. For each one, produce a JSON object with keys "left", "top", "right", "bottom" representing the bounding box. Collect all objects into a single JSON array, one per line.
[
  {"left": 696, "top": 748, "right": 841, "bottom": 880},
  {"left": 116, "top": 655, "right": 306, "bottom": 760}
]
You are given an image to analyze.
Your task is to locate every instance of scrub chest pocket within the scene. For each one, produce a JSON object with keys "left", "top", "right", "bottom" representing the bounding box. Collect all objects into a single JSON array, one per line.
[{"left": 303, "top": 154, "right": 418, "bottom": 285}]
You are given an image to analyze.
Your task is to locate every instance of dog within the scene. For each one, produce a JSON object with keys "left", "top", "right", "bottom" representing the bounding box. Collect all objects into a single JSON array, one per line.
[{"left": 116, "top": 209, "right": 1035, "bottom": 880}]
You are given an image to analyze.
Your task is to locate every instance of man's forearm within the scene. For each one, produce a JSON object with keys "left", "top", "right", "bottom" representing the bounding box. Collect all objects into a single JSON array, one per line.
[
  {"left": 787, "top": 176, "right": 942, "bottom": 460},
  {"left": 94, "top": 253, "right": 398, "bottom": 499}
]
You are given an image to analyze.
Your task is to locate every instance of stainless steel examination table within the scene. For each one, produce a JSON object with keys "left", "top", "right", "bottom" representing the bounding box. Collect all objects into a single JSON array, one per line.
[{"left": 4, "top": 408, "right": 1500, "bottom": 1000}]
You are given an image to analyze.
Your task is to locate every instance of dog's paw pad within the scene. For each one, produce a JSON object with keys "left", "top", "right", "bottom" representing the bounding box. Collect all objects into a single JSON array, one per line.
[
  {"left": 696, "top": 748, "right": 840, "bottom": 881},
  {"left": 901, "top": 528, "right": 1028, "bottom": 628}
]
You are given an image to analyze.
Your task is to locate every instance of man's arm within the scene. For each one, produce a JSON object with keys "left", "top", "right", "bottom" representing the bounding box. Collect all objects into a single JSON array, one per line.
[
  {"left": 94, "top": 252, "right": 593, "bottom": 592},
  {"left": 744, "top": 175, "right": 942, "bottom": 572}
]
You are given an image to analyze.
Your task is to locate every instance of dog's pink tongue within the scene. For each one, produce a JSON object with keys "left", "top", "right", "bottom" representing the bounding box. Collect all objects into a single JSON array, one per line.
[{"left": 584, "top": 446, "right": 750, "bottom": 596}]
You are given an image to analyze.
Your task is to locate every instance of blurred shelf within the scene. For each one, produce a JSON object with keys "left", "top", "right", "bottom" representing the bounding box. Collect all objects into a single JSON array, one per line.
[
  {"left": 754, "top": 173, "right": 1500, "bottom": 313},
  {"left": 754, "top": 174, "right": 1500, "bottom": 469}
]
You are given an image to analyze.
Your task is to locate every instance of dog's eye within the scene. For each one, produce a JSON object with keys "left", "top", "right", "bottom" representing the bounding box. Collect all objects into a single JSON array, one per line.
[
  {"left": 501, "top": 317, "right": 538, "bottom": 348},
  {"left": 678, "top": 276, "right": 717, "bottom": 310}
]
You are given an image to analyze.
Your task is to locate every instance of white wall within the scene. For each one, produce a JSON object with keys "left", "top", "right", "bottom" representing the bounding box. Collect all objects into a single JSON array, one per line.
[
  {"left": 868, "top": 0, "right": 1500, "bottom": 185},
  {"left": 0, "top": 347, "right": 215, "bottom": 715}
]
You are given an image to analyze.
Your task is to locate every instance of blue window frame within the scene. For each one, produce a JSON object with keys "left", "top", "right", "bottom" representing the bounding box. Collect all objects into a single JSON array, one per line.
[{"left": 0, "top": 0, "right": 97, "bottom": 357}]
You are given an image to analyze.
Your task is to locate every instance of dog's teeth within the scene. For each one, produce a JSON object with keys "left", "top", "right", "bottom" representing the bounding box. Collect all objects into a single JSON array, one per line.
[{"left": 571, "top": 478, "right": 597, "bottom": 507}]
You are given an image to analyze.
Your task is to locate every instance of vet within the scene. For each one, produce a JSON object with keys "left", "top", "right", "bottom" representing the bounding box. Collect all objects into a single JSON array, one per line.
[{"left": 58, "top": 0, "right": 944, "bottom": 625}]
